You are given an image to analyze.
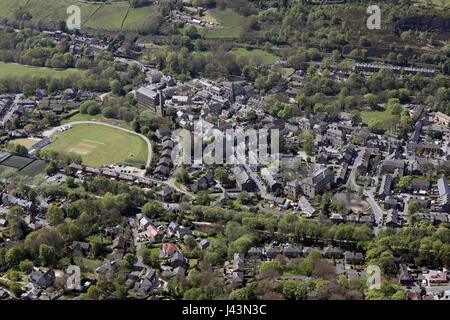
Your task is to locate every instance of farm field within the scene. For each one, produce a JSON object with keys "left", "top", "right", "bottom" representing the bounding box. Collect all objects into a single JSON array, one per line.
[
  {"left": 45, "top": 123, "right": 148, "bottom": 167},
  {"left": 121, "top": 5, "right": 158, "bottom": 30},
  {"left": 0, "top": 0, "right": 160, "bottom": 32},
  {"left": 0, "top": 62, "right": 85, "bottom": 79},
  {"left": 82, "top": 2, "right": 130, "bottom": 31}
]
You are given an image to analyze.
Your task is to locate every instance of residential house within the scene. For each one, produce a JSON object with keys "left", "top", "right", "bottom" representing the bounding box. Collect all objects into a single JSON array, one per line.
[
  {"left": 344, "top": 252, "right": 364, "bottom": 265},
  {"left": 29, "top": 269, "right": 55, "bottom": 288},
  {"left": 378, "top": 174, "right": 393, "bottom": 198},
  {"left": 266, "top": 247, "right": 282, "bottom": 259},
  {"left": 231, "top": 167, "right": 256, "bottom": 192},
  {"left": 301, "top": 167, "right": 334, "bottom": 198},
  {"left": 323, "top": 247, "right": 342, "bottom": 259},
  {"left": 247, "top": 247, "right": 263, "bottom": 259},
  {"left": 283, "top": 247, "right": 301, "bottom": 259}
]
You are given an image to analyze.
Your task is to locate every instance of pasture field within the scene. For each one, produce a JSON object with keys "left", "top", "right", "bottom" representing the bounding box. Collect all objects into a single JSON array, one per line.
[
  {"left": 203, "top": 9, "right": 246, "bottom": 38},
  {"left": 82, "top": 2, "right": 130, "bottom": 31},
  {"left": 121, "top": 5, "right": 158, "bottom": 30},
  {"left": 45, "top": 123, "right": 148, "bottom": 167},
  {"left": 0, "top": 62, "right": 85, "bottom": 79},
  {"left": 0, "top": 1, "right": 161, "bottom": 32}
]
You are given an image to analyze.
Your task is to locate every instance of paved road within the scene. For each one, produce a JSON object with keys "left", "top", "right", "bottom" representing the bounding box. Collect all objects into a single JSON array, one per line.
[
  {"left": 347, "top": 147, "right": 385, "bottom": 236},
  {"left": 1, "top": 94, "right": 21, "bottom": 126},
  {"left": 42, "top": 121, "right": 153, "bottom": 168}
]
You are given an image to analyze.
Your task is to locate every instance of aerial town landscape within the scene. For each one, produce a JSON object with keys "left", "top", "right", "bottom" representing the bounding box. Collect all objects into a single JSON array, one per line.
[{"left": 0, "top": 0, "right": 448, "bottom": 304}]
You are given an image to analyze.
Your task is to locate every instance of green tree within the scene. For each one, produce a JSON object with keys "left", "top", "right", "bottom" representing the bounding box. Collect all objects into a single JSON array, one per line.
[
  {"left": 19, "top": 259, "right": 34, "bottom": 273},
  {"left": 350, "top": 110, "right": 362, "bottom": 125},
  {"left": 391, "top": 290, "right": 407, "bottom": 300},
  {"left": 87, "top": 285, "right": 100, "bottom": 299},
  {"left": 5, "top": 247, "right": 24, "bottom": 267},
  {"left": 260, "top": 260, "right": 283, "bottom": 276},
  {"left": 365, "top": 289, "right": 387, "bottom": 300},
  {"left": 110, "top": 80, "right": 122, "bottom": 96},
  {"left": 142, "top": 201, "right": 164, "bottom": 218},
  {"left": 47, "top": 205, "right": 64, "bottom": 226},
  {"left": 39, "top": 244, "right": 57, "bottom": 266}
]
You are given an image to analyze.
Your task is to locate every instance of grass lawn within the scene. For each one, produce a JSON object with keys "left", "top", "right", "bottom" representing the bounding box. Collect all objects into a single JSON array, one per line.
[
  {"left": 0, "top": 62, "right": 85, "bottom": 79},
  {"left": 201, "top": 11, "right": 219, "bottom": 24},
  {"left": 189, "top": 259, "right": 198, "bottom": 268},
  {"left": 279, "top": 67, "right": 296, "bottom": 77},
  {"left": 282, "top": 269, "right": 304, "bottom": 276},
  {"left": 82, "top": 258, "right": 103, "bottom": 273},
  {"left": 61, "top": 112, "right": 103, "bottom": 124},
  {"left": 361, "top": 108, "right": 392, "bottom": 123},
  {"left": 361, "top": 106, "right": 400, "bottom": 133},
  {"left": 45, "top": 123, "right": 148, "bottom": 167},
  {"left": 231, "top": 48, "right": 281, "bottom": 65},
  {"left": 9, "top": 138, "right": 40, "bottom": 149}
]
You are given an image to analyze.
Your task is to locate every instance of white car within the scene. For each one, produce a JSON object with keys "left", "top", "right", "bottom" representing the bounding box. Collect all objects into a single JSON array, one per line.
[{"left": 422, "top": 279, "right": 428, "bottom": 286}]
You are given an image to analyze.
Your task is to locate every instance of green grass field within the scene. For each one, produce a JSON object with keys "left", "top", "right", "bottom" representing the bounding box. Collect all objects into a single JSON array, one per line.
[
  {"left": 0, "top": 62, "right": 85, "bottom": 79},
  {"left": 361, "top": 107, "right": 396, "bottom": 124},
  {"left": 231, "top": 48, "right": 281, "bottom": 65},
  {"left": 9, "top": 138, "right": 40, "bottom": 149},
  {"left": 82, "top": 2, "right": 130, "bottom": 31},
  {"left": 203, "top": 9, "right": 246, "bottom": 38},
  {"left": 361, "top": 106, "right": 401, "bottom": 133},
  {"left": 121, "top": 5, "right": 158, "bottom": 30},
  {"left": 45, "top": 123, "right": 148, "bottom": 167},
  {"left": 61, "top": 112, "right": 103, "bottom": 124},
  {"left": 0, "top": 0, "right": 160, "bottom": 31}
]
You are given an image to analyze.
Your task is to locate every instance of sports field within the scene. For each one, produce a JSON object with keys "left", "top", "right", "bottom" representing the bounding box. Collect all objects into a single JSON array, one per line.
[
  {"left": 0, "top": 62, "right": 85, "bottom": 79},
  {"left": 0, "top": 154, "right": 47, "bottom": 177},
  {"left": 45, "top": 123, "right": 148, "bottom": 167}
]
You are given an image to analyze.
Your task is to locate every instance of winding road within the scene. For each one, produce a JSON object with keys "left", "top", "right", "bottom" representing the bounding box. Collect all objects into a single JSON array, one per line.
[{"left": 42, "top": 120, "right": 153, "bottom": 168}]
